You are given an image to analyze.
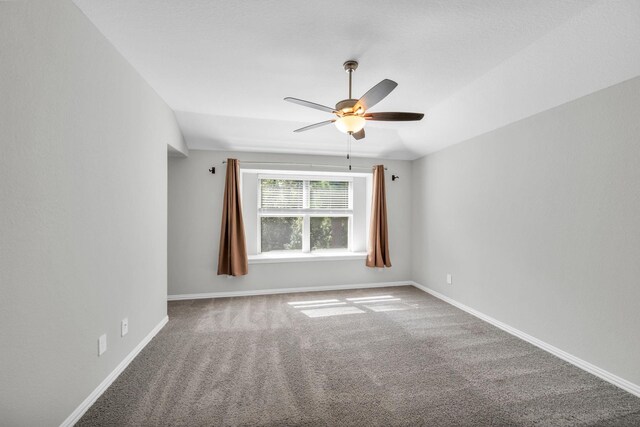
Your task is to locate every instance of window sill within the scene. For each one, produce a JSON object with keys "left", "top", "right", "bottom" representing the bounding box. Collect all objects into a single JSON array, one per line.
[{"left": 248, "top": 251, "right": 367, "bottom": 264}]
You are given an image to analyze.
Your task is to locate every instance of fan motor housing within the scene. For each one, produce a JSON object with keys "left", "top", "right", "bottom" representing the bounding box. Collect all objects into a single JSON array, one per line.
[{"left": 335, "top": 98, "right": 358, "bottom": 113}]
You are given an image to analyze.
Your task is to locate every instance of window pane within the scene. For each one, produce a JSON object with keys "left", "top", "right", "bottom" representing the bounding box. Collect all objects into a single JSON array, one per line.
[
  {"left": 311, "top": 217, "right": 349, "bottom": 251},
  {"left": 309, "top": 181, "right": 349, "bottom": 209},
  {"left": 260, "top": 179, "right": 303, "bottom": 209},
  {"left": 261, "top": 217, "right": 302, "bottom": 252}
]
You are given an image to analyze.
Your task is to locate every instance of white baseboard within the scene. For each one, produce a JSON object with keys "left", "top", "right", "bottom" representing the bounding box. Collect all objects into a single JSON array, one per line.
[
  {"left": 167, "top": 281, "right": 411, "bottom": 301},
  {"left": 409, "top": 281, "right": 640, "bottom": 398},
  {"left": 60, "top": 315, "right": 169, "bottom": 427}
]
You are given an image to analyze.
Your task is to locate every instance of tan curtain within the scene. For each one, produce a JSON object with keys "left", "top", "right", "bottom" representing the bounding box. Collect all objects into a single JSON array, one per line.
[
  {"left": 366, "top": 165, "right": 392, "bottom": 268},
  {"left": 217, "top": 159, "right": 248, "bottom": 276}
]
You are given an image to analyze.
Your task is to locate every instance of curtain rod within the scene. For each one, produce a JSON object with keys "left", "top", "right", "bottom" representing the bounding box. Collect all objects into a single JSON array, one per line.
[{"left": 221, "top": 160, "right": 387, "bottom": 171}]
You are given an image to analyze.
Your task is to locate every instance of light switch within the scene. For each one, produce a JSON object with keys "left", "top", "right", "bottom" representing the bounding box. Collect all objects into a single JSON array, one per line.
[
  {"left": 98, "top": 334, "right": 107, "bottom": 356},
  {"left": 121, "top": 318, "right": 129, "bottom": 337}
]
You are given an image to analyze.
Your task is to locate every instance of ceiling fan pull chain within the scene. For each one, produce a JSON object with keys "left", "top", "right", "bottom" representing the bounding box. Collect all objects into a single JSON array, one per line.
[
  {"left": 348, "top": 133, "right": 352, "bottom": 171},
  {"left": 346, "top": 133, "right": 350, "bottom": 160}
]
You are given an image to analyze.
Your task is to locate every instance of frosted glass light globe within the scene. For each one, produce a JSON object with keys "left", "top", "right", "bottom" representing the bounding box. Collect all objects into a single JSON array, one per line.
[{"left": 335, "top": 115, "right": 365, "bottom": 134}]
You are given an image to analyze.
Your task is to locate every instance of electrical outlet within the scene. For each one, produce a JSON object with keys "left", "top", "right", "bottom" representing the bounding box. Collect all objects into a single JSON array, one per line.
[
  {"left": 121, "top": 318, "right": 129, "bottom": 337},
  {"left": 446, "top": 273, "right": 452, "bottom": 285},
  {"left": 98, "top": 334, "right": 107, "bottom": 356}
]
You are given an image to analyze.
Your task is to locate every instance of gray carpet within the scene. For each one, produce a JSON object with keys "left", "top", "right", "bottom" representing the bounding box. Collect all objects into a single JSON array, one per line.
[{"left": 78, "top": 286, "right": 640, "bottom": 426}]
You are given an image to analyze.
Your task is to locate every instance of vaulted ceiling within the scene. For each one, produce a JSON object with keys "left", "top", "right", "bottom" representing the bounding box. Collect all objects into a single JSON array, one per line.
[{"left": 73, "top": 0, "right": 640, "bottom": 160}]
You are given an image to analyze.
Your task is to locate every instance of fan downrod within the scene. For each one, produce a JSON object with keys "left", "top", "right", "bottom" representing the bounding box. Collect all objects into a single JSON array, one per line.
[{"left": 343, "top": 60, "right": 358, "bottom": 99}]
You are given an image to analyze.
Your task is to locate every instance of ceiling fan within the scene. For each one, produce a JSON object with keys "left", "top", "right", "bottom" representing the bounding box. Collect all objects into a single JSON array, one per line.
[{"left": 284, "top": 60, "right": 424, "bottom": 140}]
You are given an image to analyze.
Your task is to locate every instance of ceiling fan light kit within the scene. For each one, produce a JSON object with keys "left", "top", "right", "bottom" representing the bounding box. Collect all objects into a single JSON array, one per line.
[
  {"left": 335, "top": 115, "right": 366, "bottom": 134},
  {"left": 285, "top": 60, "right": 424, "bottom": 141}
]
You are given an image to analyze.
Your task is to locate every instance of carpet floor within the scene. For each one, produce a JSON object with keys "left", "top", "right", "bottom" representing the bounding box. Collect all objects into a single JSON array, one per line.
[{"left": 78, "top": 285, "right": 640, "bottom": 426}]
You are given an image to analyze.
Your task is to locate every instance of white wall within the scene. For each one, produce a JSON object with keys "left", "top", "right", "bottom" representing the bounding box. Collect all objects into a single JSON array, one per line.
[
  {"left": 168, "top": 150, "right": 412, "bottom": 296},
  {"left": 412, "top": 76, "right": 640, "bottom": 386},
  {"left": 0, "top": 1, "right": 183, "bottom": 425}
]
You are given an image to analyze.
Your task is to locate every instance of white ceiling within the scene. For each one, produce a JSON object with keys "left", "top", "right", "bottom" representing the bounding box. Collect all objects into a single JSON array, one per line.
[{"left": 72, "top": 0, "right": 631, "bottom": 160}]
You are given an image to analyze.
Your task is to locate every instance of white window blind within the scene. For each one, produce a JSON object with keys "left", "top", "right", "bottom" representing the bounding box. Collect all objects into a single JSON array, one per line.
[
  {"left": 260, "top": 178, "right": 350, "bottom": 210},
  {"left": 260, "top": 179, "right": 304, "bottom": 209},
  {"left": 309, "top": 181, "right": 350, "bottom": 209}
]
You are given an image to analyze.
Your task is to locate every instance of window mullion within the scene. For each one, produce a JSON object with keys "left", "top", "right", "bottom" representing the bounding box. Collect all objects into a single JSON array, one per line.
[
  {"left": 302, "top": 181, "right": 310, "bottom": 253},
  {"left": 303, "top": 180, "right": 309, "bottom": 209},
  {"left": 302, "top": 215, "right": 310, "bottom": 253}
]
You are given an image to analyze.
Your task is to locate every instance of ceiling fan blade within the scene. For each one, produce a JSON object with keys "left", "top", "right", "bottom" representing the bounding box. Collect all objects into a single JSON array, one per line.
[
  {"left": 353, "top": 79, "right": 398, "bottom": 112},
  {"left": 352, "top": 129, "right": 365, "bottom": 140},
  {"left": 364, "top": 112, "right": 424, "bottom": 121},
  {"left": 284, "top": 97, "right": 336, "bottom": 113},
  {"left": 293, "top": 120, "right": 335, "bottom": 133}
]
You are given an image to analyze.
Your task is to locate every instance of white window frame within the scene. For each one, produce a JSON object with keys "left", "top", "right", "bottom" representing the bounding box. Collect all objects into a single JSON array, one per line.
[{"left": 257, "top": 173, "right": 354, "bottom": 254}]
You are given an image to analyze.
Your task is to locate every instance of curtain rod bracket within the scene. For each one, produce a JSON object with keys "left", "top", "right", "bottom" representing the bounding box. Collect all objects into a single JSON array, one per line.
[
  {"left": 209, "top": 167, "right": 215, "bottom": 174},
  {"left": 392, "top": 175, "right": 399, "bottom": 181}
]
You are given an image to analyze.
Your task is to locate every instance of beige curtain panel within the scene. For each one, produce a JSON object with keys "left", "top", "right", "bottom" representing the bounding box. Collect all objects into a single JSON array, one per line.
[
  {"left": 366, "top": 165, "right": 392, "bottom": 268},
  {"left": 217, "top": 159, "right": 248, "bottom": 276}
]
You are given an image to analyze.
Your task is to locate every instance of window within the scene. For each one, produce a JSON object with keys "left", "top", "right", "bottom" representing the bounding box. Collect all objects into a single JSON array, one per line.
[
  {"left": 258, "top": 175, "right": 353, "bottom": 254},
  {"left": 240, "top": 169, "right": 370, "bottom": 263}
]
